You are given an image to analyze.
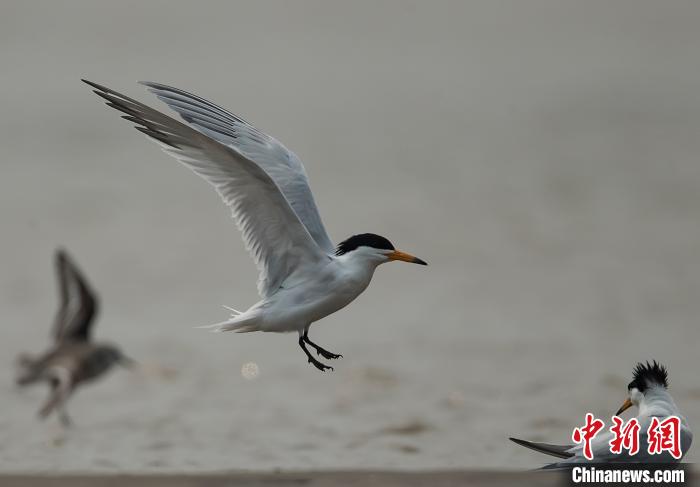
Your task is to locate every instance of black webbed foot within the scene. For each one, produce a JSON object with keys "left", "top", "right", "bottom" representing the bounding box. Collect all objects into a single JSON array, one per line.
[
  {"left": 315, "top": 348, "right": 343, "bottom": 360},
  {"left": 302, "top": 331, "right": 343, "bottom": 361},
  {"left": 299, "top": 336, "right": 334, "bottom": 372},
  {"left": 308, "top": 357, "right": 334, "bottom": 372}
]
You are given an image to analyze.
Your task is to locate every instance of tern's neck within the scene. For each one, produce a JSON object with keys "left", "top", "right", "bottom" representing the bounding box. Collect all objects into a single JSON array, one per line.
[
  {"left": 335, "top": 251, "right": 383, "bottom": 275},
  {"left": 639, "top": 386, "right": 680, "bottom": 418}
]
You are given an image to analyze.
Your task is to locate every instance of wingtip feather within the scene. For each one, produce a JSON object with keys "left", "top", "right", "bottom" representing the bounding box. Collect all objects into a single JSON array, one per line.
[
  {"left": 81, "top": 78, "right": 109, "bottom": 92},
  {"left": 139, "top": 80, "right": 168, "bottom": 92}
]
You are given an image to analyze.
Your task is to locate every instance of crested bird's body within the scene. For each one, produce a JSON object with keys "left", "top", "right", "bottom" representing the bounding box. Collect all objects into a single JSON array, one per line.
[
  {"left": 215, "top": 250, "right": 378, "bottom": 334},
  {"left": 510, "top": 362, "right": 693, "bottom": 468},
  {"left": 15, "top": 250, "right": 131, "bottom": 425},
  {"left": 84, "top": 80, "right": 426, "bottom": 371}
]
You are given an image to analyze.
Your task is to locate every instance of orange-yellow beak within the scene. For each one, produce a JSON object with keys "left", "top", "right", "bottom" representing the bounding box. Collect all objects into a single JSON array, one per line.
[
  {"left": 387, "top": 250, "right": 428, "bottom": 265},
  {"left": 615, "top": 398, "right": 633, "bottom": 416}
]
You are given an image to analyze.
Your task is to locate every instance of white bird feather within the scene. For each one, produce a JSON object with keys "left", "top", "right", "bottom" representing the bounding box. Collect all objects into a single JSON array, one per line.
[{"left": 83, "top": 80, "right": 329, "bottom": 299}]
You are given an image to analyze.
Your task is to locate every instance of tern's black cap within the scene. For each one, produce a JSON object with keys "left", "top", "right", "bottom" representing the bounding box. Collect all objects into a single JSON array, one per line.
[{"left": 335, "top": 233, "right": 395, "bottom": 256}]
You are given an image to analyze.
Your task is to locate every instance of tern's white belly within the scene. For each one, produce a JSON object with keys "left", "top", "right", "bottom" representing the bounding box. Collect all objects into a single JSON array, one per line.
[{"left": 258, "top": 260, "right": 374, "bottom": 332}]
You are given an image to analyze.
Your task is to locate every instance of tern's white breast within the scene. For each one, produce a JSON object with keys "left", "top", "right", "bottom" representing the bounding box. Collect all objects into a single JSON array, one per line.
[{"left": 260, "top": 257, "right": 376, "bottom": 332}]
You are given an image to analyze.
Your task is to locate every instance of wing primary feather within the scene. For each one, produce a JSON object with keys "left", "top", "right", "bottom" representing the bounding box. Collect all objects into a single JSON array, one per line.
[
  {"left": 509, "top": 437, "right": 575, "bottom": 459},
  {"left": 133, "top": 126, "right": 179, "bottom": 148},
  {"left": 138, "top": 80, "right": 336, "bottom": 254},
  {"left": 150, "top": 92, "right": 237, "bottom": 126},
  {"left": 83, "top": 79, "right": 327, "bottom": 297},
  {"left": 139, "top": 81, "right": 249, "bottom": 125}
]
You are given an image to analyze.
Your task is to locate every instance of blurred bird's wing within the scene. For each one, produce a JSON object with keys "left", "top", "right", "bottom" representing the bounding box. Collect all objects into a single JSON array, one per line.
[
  {"left": 52, "top": 250, "right": 99, "bottom": 344},
  {"left": 83, "top": 80, "right": 329, "bottom": 298},
  {"left": 509, "top": 437, "right": 575, "bottom": 459},
  {"left": 139, "top": 81, "right": 335, "bottom": 255}
]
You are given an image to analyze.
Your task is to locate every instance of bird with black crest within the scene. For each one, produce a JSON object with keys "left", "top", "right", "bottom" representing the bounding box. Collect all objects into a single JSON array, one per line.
[{"left": 510, "top": 361, "right": 692, "bottom": 468}]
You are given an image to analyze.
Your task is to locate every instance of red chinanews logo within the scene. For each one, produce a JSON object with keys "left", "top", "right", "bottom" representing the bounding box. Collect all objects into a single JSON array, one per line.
[
  {"left": 647, "top": 416, "right": 682, "bottom": 460},
  {"left": 609, "top": 416, "right": 641, "bottom": 455},
  {"left": 572, "top": 413, "right": 605, "bottom": 460},
  {"left": 571, "top": 414, "right": 682, "bottom": 460}
]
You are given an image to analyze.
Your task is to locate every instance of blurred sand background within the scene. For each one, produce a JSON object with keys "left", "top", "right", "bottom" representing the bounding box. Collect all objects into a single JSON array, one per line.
[{"left": 1, "top": 0, "right": 700, "bottom": 473}]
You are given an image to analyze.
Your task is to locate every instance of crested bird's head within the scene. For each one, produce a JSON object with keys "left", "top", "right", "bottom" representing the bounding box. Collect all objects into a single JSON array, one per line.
[
  {"left": 616, "top": 361, "right": 669, "bottom": 415},
  {"left": 335, "top": 233, "right": 427, "bottom": 267}
]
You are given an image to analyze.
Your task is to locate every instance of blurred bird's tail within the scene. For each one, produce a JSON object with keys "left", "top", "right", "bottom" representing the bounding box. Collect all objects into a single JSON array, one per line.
[{"left": 196, "top": 307, "right": 262, "bottom": 333}]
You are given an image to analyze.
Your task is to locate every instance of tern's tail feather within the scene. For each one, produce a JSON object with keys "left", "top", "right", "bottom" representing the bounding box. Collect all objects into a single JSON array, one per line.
[{"left": 197, "top": 312, "right": 261, "bottom": 333}]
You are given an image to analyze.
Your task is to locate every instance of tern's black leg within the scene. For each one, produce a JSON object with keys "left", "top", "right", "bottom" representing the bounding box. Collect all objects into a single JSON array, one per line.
[
  {"left": 303, "top": 330, "right": 343, "bottom": 360},
  {"left": 298, "top": 336, "right": 333, "bottom": 372}
]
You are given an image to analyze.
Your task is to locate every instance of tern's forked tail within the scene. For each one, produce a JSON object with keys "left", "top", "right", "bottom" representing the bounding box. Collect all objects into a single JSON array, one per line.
[{"left": 197, "top": 308, "right": 262, "bottom": 333}]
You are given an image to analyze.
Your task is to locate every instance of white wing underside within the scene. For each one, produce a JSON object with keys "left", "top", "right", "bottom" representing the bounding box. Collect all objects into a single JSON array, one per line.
[
  {"left": 84, "top": 80, "right": 329, "bottom": 298},
  {"left": 140, "top": 81, "right": 335, "bottom": 255}
]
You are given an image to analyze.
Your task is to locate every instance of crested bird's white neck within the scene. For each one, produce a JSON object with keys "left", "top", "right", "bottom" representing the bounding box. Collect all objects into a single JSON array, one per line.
[{"left": 639, "top": 386, "right": 681, "bottom": 419}]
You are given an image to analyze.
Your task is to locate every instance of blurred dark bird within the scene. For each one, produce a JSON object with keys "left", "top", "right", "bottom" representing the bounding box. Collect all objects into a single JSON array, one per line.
[{"left": 15, "top": 250, "right": 133, "bottom": 426}]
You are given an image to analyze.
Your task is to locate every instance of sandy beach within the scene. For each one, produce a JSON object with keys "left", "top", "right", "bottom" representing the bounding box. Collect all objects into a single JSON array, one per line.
[
  {"left": 0, "top": 471, "right": 571, "bottom": 487},
  {"left": 2, "top": 469, "right": 696, "bottom": 487},
  {"left": 1, "top": 0, "right": 699, "bottom": 474}
]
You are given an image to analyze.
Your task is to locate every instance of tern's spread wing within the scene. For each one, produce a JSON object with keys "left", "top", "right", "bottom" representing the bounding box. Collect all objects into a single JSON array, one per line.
[
  {"left": 84, "top": 80, "right": 328, "bottom": 298},
  {"left": 52, "top": 250, "right": 99, "bottom": 343},
  {"left": 509, "top": 437, "right": 575, "bottom": 459},
  {"left": 138, "top": 81, "right": 335, "bottom": 255}
]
